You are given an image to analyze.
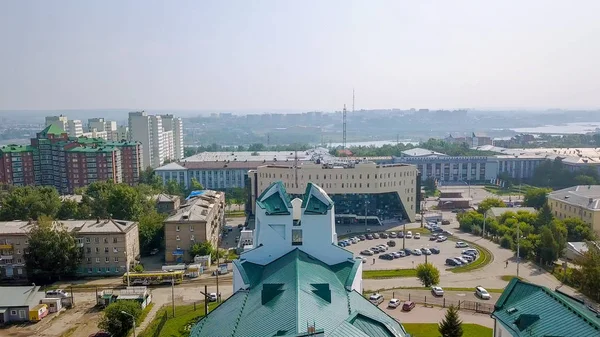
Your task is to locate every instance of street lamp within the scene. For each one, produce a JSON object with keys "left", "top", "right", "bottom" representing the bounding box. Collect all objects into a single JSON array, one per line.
[
  {"left": 482, "top": 212, "right": 487, "bottom": 239},
  {"left": 511, "top": 216, "right": 521, "bottom": 278},
  {"left": 121, "top": 311, "right": 136, "bottom": 337},
  {"left": 364, "top": 200, "right": 370, "bottom": 231}
]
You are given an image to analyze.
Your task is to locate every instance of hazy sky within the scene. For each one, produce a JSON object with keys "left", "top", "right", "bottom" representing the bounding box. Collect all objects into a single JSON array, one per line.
[{"left": 1, "top": 0, "right": 599, "bottom": 111}]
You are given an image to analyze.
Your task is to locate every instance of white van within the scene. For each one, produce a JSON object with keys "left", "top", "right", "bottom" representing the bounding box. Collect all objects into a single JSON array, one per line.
[{"left": 369, "top": 293, "right": 384, "bottom": 305}]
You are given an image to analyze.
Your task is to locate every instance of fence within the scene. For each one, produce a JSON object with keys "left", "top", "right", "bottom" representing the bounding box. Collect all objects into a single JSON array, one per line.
[{"left": 382, "top": 291, "right": 494, "bottom": 314}]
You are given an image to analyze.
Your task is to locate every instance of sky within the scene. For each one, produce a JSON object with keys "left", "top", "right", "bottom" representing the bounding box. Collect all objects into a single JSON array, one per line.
[{"left": 1, "top": 0, "right": 599, "bottom": 112}]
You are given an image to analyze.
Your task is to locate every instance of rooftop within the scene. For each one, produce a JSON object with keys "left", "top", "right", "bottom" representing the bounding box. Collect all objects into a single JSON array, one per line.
[
  {"left": 39, "top": 124, "right": 65, "bottom": 137},
  {"left": 256, "top": 181, "right": 292, "bottom": 216},
  {"left": 549, "top": 185, "right": 600, "bottom": 210},
  {"left": 181, "top": 148, "right": 330, "bottom": 163},
  {"left": 401, "top": 148, "right": 447, "bottom": 157},
  {"left": 0, "top": 285, "right": 45, "bottom": 307},
  {"left": 493, "top": 278, "right": 600, "bottom": 337},
  {"left": 165, "top": 190, "right": 223, "bottom": 222},
  {"left": 0, "top": 219, "right": 137, "bottom": 235},
  {"left": 191, "top": 249, "right": 407, "bottom": 337},
  {"left": 487, "top": 207, "right": 537, "bottom": 218},
  {"left": 0, "top": 144, "right": 36, "bottom": 154}
]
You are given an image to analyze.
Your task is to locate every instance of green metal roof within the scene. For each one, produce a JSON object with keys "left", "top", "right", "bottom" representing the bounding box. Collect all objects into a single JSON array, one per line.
[
  {"left": 67, "top": 146, "right": 116, "bottom": 153},
  {"left": 39, "top": 124, "right": 64, "bottom": 137},
  {"left": 301, "top": 183, "right": 334, "bottom": 215},
  {"left": 190, "top": 249, "right": 407, "bottom": 337},
  {"left": 0, "top": 144, "right": 35, "bottom": 154},
  {"left": 256, "top": 181, "right": 292, "bottom": 215},
  {"left": 493, "top": 278, "right": 600, "bottom": 337},
  {"left": 73, "top": 137, "right": 106, "bottom": 144}
]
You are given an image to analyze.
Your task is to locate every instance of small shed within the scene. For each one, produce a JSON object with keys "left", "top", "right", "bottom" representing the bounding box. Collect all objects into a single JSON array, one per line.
[
  {"left": 28, "top": 304, "right": 48, "bottom": 322},
  {"left": 40, "top": 298, "right": 62, "bottom": 313}
]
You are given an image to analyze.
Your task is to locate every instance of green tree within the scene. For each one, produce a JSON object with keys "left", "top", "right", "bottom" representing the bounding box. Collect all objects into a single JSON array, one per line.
[
  {"left": 106, "top": 184, "right": 144, "bottom": 220},
  {"left": 165, "top": 179, "right": 184, "bottom": 197},
  {"left": 23, "top": 216, "right": 83, "bottom": 282},
  {"left": 537, "top": 226, "right": 560, "bottom": 264},
  {"left": 574, "top": 175, "right": 597, "bottom": 186},
  {"left": 185, "top": 178, "right": 204, "bottom": 196},
  {"left": 139, "top": 167, "right": 155, "bottom": 184},
  {"left": 563, "top": 218, "right": 595, "bottom": 242},
  {"left": 548, "top": 219, "right": 568, "bottom": 256},
  {"left": 438, "top": 305, "right": 463, "bottom": 337},
  {"left": 477, "top": 198, "right": 506, "bottom": 214},
  {"left": 189, "top": 241, "right": 214, "bottom": 258},
  {"left": 138, "top": 209, "right": 166, "bottom": 255},
  {"left": 57, "top": 199, "right": 79, "bottom": 220},
  {"left": 415, "top": 263, "right": 440, "bottom": 287},
  {"left": 0, "top": 186, "right": 61, "bottom": 220},
  {"left": 423, "top": 177, "right": 437, "bottom": 196},
  {"left": 523, "top": 188, "right": 552, "bottom": 209},
  {"left": 574, "top": 242, "right": 600, "bottom": 302},
  {"left": 536, "top": 203, "right": 554, "bottom": 228},
  {"left": 98, "top": 300, "right": 142, "bottom": 337}
]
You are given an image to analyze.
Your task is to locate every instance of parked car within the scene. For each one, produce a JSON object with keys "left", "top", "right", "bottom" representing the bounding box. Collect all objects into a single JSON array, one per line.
[
  {"left": 455, "top": 241, "right": 469, "bottom": 248},
  {"left": 414, "top": 233, "right": 421, "bottom": 239},
  {"left": 396, "top": 250, "right": 406, "bottom": 257},
  {"left": 150, "top": 248, "right": 159, "bottom": 255},
  {"left": 461, "top": 254, "right": 475, "bottom": 262},
  {"left": 431, "top": 286, "right": 444, "bottom": 297},
  {"left": 389, "top": 232, "right": 397, "bottom": 238},
  {"left": 371, "top": 247, "right": 381, "bottom": 253},
  {"left": 404, "top": 248, "right": 412, "bottom": 256},
  {"left": 366, "top": 234, "right": 374, "bottom": 240},
  {"left": 387, "top": 240, "right": 396, "bottom": 247},
  {"left": 379, "top": 253, "right": 394, "bottom": 260},
  {"left": 369, "top": 293, "right": 384, "bottom": 305},
  {"left": 412, "top": 249, "right": 422, "bottom": 256},
  {"left": 351, "top": 237, "right": 359, "bottom": 244},
  {"left": 209, "top": 293, "right": 218, "bottom": 302},
  {"left": 424, "top": 223, "right": 431, "bottom": 230},
  {"left": 237, "top": 224, "right": 244, "bottom": 230},
  {"left": 359, "top": 235, "right": 367, "bottom": 240},
  {"left": 390, "top": 252, "right": 402, "bottom": 258},
  {"left": 455, "top": 256, "right": 469, "bottom": 264},
  {"left": 397, "top": 231, "right": 405, "bottom": 238},
  {"left": 430, "top": 247, "right": 441, "bottom": 254},
  {"left": 429, "top": 234, "right": 438, "bottom": 241},
  {"left": 388, "top": 298, "right": 401, "bottom": 308},
  {"left": 338, "top": 241, "right": 347, "bottom": 247},
  {"left": 373, "top": 233, "right": 380, "bottom": 239},
  {"left": 443, "top": 230, "right": 454, "bottom": 236},
  {"left": 437, "top": 236, "right": 447, "bottom": 242},
  {"left": 421, "top": 248, "right": 432, "bottom": 255},
  {"left": 446, "top": 258, "right": 461, "bottom": 266},
  {"left": 406, "top": 231, "right": 413, "bottom": 239},
  {"left": 360, "top": 249, "right": 374, "bottom": 256},
  {"left": 475, "top": 286, "right": 491, "bottom": 300},
  {"left": 442, "top": 220, "right": 451, "bottom": 225},
  {"left": 462, "top": 249, "right": 478, "bottom": 256},
  {"left": 380, "top": 232, "right": 389, "bottom": 239},
  {"left": 46, "top": 289, "right": 69, "bottom": 298},
  {"left": 402, "top": 301, "right": 416, "bottom": 311}
]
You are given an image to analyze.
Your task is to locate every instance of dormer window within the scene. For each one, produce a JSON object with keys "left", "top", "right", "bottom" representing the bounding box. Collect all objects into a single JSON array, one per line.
[{"left": 292, "top": 229, "right": 303, "bottom": 246}]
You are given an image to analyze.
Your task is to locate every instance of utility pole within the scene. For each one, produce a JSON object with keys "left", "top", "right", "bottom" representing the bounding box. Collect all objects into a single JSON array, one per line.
[
  {"left": 200, "top": 285, "right": 209, "bottom": 315},
  {"left": 171, "top": 277, "right": 175, "bottom": 317},
  {"left": 482, "top": 213, "right": 486, "bottom": 238},
  {"left": 364, "top": 200, "right": 368, "bottom": 231},
  {"left": 402, "top": 222, "right": 406, "bottom": 250},
  {"left": 516, "top": 221, "right": 521, "bottom": 278},
  {"left": 342, "top": 105, "right": 347, "bottom": 149}
]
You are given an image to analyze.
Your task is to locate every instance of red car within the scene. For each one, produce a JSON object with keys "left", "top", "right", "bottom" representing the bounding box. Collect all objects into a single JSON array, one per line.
[{"left": 402, "top": 301, "right": 416, "bottom": 311}]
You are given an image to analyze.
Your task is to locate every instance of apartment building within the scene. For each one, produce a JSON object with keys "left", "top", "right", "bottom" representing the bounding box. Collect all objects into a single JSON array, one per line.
[
  {"left": 44, "top": 115, "right": 68, "bottom": 133},
  {"left": 0, "top": 125, "right": 142, "bottom": 193},
  {"left": 128, "top": 111, "right": 182, "bottom": 169},
  {"left": 0, "top": 219, "right": 140, "bottom": 279},
  {"left": 164, "top": 190, "right": 225, "bottom": 263},
  {"left": 249, "top": 161, "right": 420, "bottom": 222},
  {"left": 66, "top": 120, "right": 84, "bottom": 138},
  {"left": 548, "top": 185, "right": 600, "bottom": 237}
]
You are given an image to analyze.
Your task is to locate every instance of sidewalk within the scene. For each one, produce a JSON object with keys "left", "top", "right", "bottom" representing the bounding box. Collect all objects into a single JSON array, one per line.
[{"left": 135, "top": 301, "right": 163, "bottom": 335}]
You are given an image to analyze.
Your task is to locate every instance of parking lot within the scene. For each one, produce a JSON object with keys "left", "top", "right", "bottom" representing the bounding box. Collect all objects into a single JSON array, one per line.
[{"left": 342, "top": 231, "right": 477, "bottom": 273}]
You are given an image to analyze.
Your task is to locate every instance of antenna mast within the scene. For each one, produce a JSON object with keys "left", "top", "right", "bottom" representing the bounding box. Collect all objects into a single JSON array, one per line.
[
  {"left": 294, "top": 148, "right": 299, "bottom": 189},
  {"left": 342, "top": 104, "right": 347, "bottom": 149}
]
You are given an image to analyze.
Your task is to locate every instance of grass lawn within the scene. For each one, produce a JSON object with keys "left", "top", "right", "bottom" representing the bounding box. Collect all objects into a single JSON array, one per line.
[
  {"left": 363, "top": 269, "right": 417, "bottom": 279},
  {"left": 403, "top": 323, "right": 492, "bottom": 337},
  {"left": 139, "top": 302, "right": 219, "bottom": 337},
  {"left": 448, "top": 241, "right": 493, "bottom": 273},
  {"left": 484, "top": 184, "right": 532, "bottom": 196},
  {"left": 225, "top": 210, "right": 246, "bottom": 217},
  {"left": 500, "top": 275, "right": 523, "bottom": 282}
]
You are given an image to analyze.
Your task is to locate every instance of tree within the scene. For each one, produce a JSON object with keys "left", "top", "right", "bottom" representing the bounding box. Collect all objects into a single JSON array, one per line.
[
  {"left": 563, "top": 218, "right": 595, "bottom": 242},
  {"left": 438, "top": 305, "right": 463, "bottom": 337},
  {"left": 536, "top": 203, "right": 554, "bottom": 228},
  {"left": 548, "top": 219, "right": 568, "bottom": 257},
  {"left": 164, "top": 179, "right": 184, "bottom": 197},
  {"left": 423, "top": 177, "right": 437, "bottom": 196},
  {"left": 523, "top": 188, "right": 552, "bottom": 209},
  {"left": 57, "top": 199, "right": 79, "bottom": 220},
  {"left": 98, "top": 300, "right": 142, "bottom": 337},
  {"left": 23, "top": 216, "right": 83, "bottom": 283},
  {"left": 189, "top": 241, "right": 214, "bottom": 258},
  {"left": 415, "top": 263, "right": 440, "bottom": 287},
  {"left": 477, "top": 198, "right": 506, "bottom": 214},
  {"left": 138, "top": 209, "right": 166, "bottom": 255},
  {"left": 106, "top": 184, "right": 144, "bottom": 220},
  {"left": 185, "top": 178, "right": 204, "bottom": 197},
  {"left": 0, "top": 186, "right": 61, "bottom": 220},
  {"left": 537, "top": 226, "right": 560, "bottom": 264},
  {"left": 573, "top": 242, "right": 600, "bottom": 302}
]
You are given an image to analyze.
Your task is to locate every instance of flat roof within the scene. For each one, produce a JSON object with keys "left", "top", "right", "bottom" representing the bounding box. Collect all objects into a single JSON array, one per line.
[{"left": 165, "top": 190, "right": 223, "bottom": 222}]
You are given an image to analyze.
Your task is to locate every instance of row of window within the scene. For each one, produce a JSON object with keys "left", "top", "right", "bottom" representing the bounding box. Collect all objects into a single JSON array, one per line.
[
  {"left": 82, "top": 237, "right": 119, "bottom": 244},
  {"left": 86, "top": 266, "right": 121, "bottom": 273},
  {"left": 260, "top": 171, "right": 416, "bottom": 180},
  {"left": 85, "top": 247, "right": 121, "bottom": 254},
  {"left": 86, "top": 257, "right": 120, "bottom": 263}
]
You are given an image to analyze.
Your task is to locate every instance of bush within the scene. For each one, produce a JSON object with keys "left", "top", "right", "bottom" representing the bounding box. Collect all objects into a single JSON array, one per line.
[
  {"left": 134, "top": 264, "right": 144, "bottom": 273},
  {"left": 416, "top": 263, "right": 440, "bottom": 287},
  {"left": 500, "top": 235, "right": 513, "bottom": 249},
  {"left": 471, "top": 226, "right": 482, "bottom": 236},
  {"left": 98, "top": 301, "right": 142, "bottom": 337}
]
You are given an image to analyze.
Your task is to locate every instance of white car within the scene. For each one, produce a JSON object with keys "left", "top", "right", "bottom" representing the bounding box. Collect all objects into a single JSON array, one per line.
[
  {"left": 388, "top": 298, "right": 401, "bottom": 308},
  {"left": 455, "top": 256, "right": 469, "bottom": 264},
  {"left": 208, "top": 293, "right": 218, "bottom": 302},
  {"left": 378, "top": 244, "right": 389, "bottom": 251},
  {"left": 431, "top": 286, "right": 444, "bottom": 297},
  {"left": 475, "top": 286, "right": 491, "bottom": 300},
  {"left": 406, "top": 231, "right": 413, "bottom": 239},
  {"left": 414, "top": 233, "right": 421, "bottom": 239},
  {"left": 455, "top": 241, "right": 469, "bottom": 248},
  {"left": 412, "top": 249, "right": 422, "bottom": 256},
  {"left": 351, "top": 237, "right": 359, "bottom": 244},
  {"left": 461, "top": 254, "right": 475, "bottom": 262}
]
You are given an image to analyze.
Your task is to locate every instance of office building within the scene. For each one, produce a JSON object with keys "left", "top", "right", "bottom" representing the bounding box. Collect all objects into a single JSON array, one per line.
[
  {"left": 548, "top": 185, "right": 600, "bottom": 237},
  {"left": 190, "top": 182, "right": 408, "bottom": 337},
  {"left": 249, "top": 161, "right": 419, "bottom": 222},
  {"left": 163, "top": 190, "right": 225, "bottom": 263},
  {"left": 154, "top": 148, "right": 331, "bottom": 190},
  {"left": 492, "top": 278, "right": 600, "bottom": 337},
  {"left": 0, "top": 125, "right": 142, "bottom": 192},
  {"left": 0, "top": 218, "right": 140, "bottom": 279},
  {"left": 128, "top": 111, "right": 182, "bottom": 169}
]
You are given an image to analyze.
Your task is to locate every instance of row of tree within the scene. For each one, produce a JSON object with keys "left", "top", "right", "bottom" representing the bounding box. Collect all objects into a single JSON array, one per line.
[
  {"left": 329, "top": 139, "right": 498, "bottom": 158},
  {"left": 183, "top": 143, "right": 312, "bottom": 158}
]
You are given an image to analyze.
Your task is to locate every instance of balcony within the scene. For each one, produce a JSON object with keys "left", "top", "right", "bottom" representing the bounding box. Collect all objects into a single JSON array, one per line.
[
  {"left": 77, "top": 242, "right": 84, "bottom": 248},
  {"left": 1, "top": 255, "right": 14, "bottom": 261},
  {"left": 0, "top": 244, "right": 13, "bottom": 250}
]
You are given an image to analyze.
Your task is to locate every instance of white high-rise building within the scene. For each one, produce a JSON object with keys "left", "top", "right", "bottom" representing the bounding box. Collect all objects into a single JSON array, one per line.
[
  {"left": 161, "top": 114, "right": 184, "bottom": 161},
  {"left": 45, "top": 115, "right": 68, "bottom": 133},
  {"left": 111, "top": 125, "right": 129, "bottom": 142},
  {"left": 128, "top": 111, "right": 181, "bottom": 169},
  {"left": 67, "top": 120, "right": 84, "bottom": 137}
]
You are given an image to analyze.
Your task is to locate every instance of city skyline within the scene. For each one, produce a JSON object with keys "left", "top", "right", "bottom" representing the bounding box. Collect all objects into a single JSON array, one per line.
[{"left": 1, "top": 1, "right": 600, "bottom": 111}]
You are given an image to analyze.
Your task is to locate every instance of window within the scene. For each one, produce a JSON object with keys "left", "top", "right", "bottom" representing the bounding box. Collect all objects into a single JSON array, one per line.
[
  {"left": 113, "top": 237, "right": 118, "bottom": 243},
  {"left": 88, "top": 268, "right": 92, "bottom": 273},
  {"left": 86, "top": 247, "right": 91, "bottom": 253},
  {"left": 176, "top": 225, "right": 180, "bottom": 232},
  {"left": 94, "top": 237, "right": 99, "bottom": 243},
  {"left": 113, "top": 248, "right": 118, "bottom": 253},
  {"left": 176, "top": 235, "right": 180, "bottom": 241},
  {"left": 105, "top": 257, "right": 109, "bottom": 263},
  {"left": 87, "top": 258, "right": 91, "bottom": 263},
  {"left": 95, "top": 247, "right": 99, "bottom": 253},
  {"left": 292, "top": 229, "right": 303, "bottom": 246},
  {"left": 24, "top": 239, "right": 28, "bottom": 244},
  {"left": 104, "top": 247, "right": 109, "bottom": 253},
  {"left": 16, "top": 249, "right": 21, "bottom": 254},
  {"left": 176, "top": 245, "right": 181, "bottom": 250},
  {"left": 114, "top": 257, "right": 119, "bottom": 262},
  {"left": 86, "top": 237, "right": 91, "bottom": 243},
  {"left": 191, "top": 235, "right": 195, "bottom": 241},
  {"left": 95, "top": 258, "right": 100, "bottom": 263},
  {"left": 189, "top": 225, "right": 194, "bottom": 232},
  {"left": 103, "top": 238, "right": 108, "bottom": 243},
  {"left": 10, "top": 310, "right": 17, "bottom": 315},
  {"left": 17, "top": 258, "right": 21, "bottom": 263}
]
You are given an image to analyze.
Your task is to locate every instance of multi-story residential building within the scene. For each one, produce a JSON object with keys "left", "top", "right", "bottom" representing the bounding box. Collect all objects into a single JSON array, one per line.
[
  {"left": 249, "top": 161, "right": 420, "bottom": 222},
  {"left": 0, "top": 218, "right": 140, "bottom": 279},
  {"left": 0, "top": 125, "right": 142, "bottom": 193},
  {"left": 113, "top": 126, "right": 130, "bottom": 142},
  {"left": 163, "top": 190, "right": 225, "bottom": 263},
  {"left": 128, "top": 111, "right": 180, "bottom": 169},
  {"left": 66, "top": 120, "right": 84, "bottom": 138},
  {"left": 154, "top": 148, "right": 331, "bottom": 190},
  {"left": 548, "top": 185, "right": 600, "bottom": 237},
  {"left": 44, "top": 115, "right": 68, "bottom": 133}
]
